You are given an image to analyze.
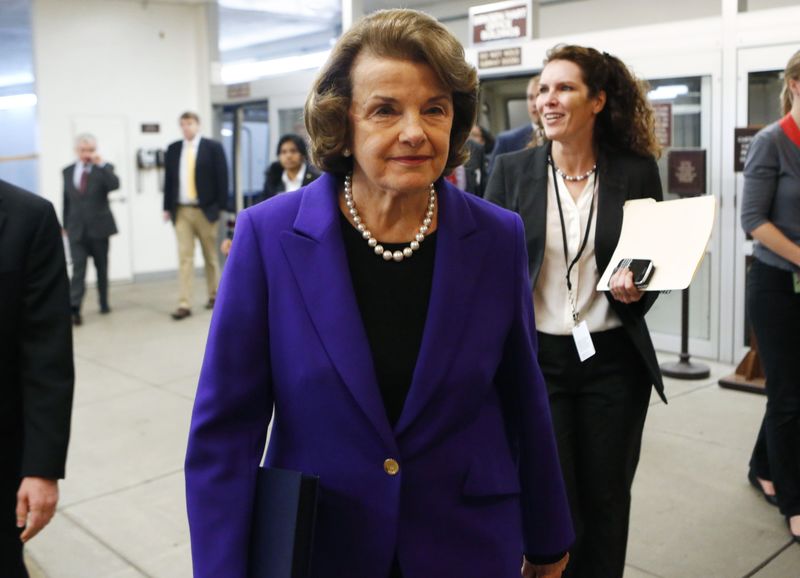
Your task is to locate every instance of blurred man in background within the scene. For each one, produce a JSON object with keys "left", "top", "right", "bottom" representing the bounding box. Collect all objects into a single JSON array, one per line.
[
  {"left": 62, "top": 133, "right": 120, "bottom": 326},
  {"left": 163, "top": 112, "right": 228, "bottom": 320}
]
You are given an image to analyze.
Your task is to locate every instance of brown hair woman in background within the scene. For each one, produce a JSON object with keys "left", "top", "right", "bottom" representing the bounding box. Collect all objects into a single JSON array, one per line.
[{"left": 486, "top": 44, "right": 663, "bottom": 577}]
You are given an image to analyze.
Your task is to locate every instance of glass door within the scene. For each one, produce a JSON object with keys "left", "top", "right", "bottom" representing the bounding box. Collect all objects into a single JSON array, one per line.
[
  {"left": 216, "top": 101, "right": 270, "bottom": 217},
  {"left": 645, "top": 75, "right": 719, "bottom": 359}
]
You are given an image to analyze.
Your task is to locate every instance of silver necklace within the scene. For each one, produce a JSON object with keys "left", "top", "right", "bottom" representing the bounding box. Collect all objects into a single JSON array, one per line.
[
  {"left": 344, "top": 173, "right": 435, "bottom": 263},
  {"left": 550, "top": 156, "right": 597, "bottom": 182}
]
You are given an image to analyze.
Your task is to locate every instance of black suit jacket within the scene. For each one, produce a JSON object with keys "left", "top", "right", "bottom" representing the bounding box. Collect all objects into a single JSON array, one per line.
[
  {"left": 0, "top": 180, "right": 74, "bottom": 480},
  {"left": 164, "top": 138, "right": 229, "bottom": 224},
  {"left": 463, "top": 140, "right": 487, "bottom": 197},
  {"left": 485, "top": 143, "right": 666, "bottom": 401},
  {"left": 62, "top": 163, "right": 120, "bottom": 242}
]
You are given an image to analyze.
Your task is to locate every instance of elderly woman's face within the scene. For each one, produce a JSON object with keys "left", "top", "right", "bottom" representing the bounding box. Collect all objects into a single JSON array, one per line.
[
  {"left": 348, "top": 53, "right": 453, "bottom": 195},
  {"left": 536, "top": 59, "right": 605, "bottom": 145}
]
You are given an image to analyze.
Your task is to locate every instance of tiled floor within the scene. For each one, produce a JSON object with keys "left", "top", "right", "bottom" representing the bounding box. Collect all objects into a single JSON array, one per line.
[{"left": 22, "top": 278, "right": 800, "bottom": 577}]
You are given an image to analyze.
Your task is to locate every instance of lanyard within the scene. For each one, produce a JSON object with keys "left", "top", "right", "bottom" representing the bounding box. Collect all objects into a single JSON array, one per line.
[{"left": 549, "top": 156, "right": 597, "bottom": 323}]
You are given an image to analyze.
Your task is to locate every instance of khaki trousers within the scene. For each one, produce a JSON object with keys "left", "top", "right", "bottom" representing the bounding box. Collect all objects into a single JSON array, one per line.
[{"left": 175, "top": 206, "right": 220, "bottom": 309}]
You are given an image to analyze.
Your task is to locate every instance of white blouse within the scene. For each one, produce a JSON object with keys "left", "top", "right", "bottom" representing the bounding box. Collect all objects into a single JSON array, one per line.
[
  {"left": 281, "top": 163, "right": 307, "bottom": 193},
  {"left": 533, "top": 170, "right": 622, "bottom": 335}
]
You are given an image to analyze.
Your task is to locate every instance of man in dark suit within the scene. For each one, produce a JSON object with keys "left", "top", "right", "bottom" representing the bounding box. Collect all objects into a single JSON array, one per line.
[
  {"left": 0, "top": 180, "right": 74, "bottom": 577},
  {"left": 163, "top": 111, "right": 229, "bottom": 320},
  {"left": 63, "top": 133, "right": 120, "bottom": 326},
  {"left": 487, "top": 75, "right": 545, "bottom": 174}
]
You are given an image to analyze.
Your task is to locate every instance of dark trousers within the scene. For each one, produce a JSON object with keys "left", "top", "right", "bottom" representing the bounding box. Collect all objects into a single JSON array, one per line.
[
  {"left": 538, "top": 328, "right": 651, "bottom": 578},
  {"left": 389, "top": 556, "right": 402, "bottom": 578},
  {"left": 747, "top": 259, "right": 800, "bottom": 517},
  {"left": 69, "top": 236, "right": 110, "bottom": 312},
  {"left": 1, "top": 476, "right": 27, "bottom": 578}
]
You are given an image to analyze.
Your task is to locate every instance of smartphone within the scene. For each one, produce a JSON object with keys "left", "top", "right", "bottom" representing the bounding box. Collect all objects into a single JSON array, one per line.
[{"left": 614, "top": 258, "right": 655, "bottom": 288}]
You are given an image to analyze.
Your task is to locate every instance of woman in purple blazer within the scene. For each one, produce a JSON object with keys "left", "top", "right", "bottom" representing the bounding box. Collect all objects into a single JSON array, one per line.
[{"left": 185, "top": 10, "right": 573, "bottom": 578}]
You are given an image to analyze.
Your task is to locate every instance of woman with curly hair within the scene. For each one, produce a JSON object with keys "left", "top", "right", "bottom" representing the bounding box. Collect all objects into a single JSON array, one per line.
[{"left": 486, "top": 44, "right": 663, "bottom": 578}]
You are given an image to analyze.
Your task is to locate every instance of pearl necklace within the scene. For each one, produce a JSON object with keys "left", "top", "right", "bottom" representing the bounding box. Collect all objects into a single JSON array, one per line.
[
  {"left": 550, "top": 156, "right": 597, "bottom": 182},
  {"left": 344, "top": 173, "right": 435, "bottom": 263}
]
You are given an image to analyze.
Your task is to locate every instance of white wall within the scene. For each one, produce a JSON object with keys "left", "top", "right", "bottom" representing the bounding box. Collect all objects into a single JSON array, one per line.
[{"left": 33, "top": 0, "right": 211, "bottom": 278}]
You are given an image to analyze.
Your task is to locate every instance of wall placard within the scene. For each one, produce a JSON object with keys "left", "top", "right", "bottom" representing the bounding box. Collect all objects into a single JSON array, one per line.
[
  {"left": 478, "top": 47, "right": 522, "bottom": 69},
  {"left": 652, "top": 103, "right": 672, "bottom": 148},
  {"left": 734, "top": 127, "right": 760, "bottom": 173},
  {"left": 469, "top": 0, "right": 531, "bottom": 46},
  {"left": 668, "top": 149, "right": 706, "bottom": 197}
]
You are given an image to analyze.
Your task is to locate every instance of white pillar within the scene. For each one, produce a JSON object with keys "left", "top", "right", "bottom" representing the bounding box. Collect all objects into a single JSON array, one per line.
[
  {"left": 718, "top": 0, "right": 740, "bottom": 363},
  {"left": 342, "top": 0, "right": 364, "bottom": 32}
]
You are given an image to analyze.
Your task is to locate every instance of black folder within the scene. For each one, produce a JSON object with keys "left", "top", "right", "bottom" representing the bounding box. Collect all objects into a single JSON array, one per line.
[{"left": 249, "top": 467, "right": 320, "bottom": 578}]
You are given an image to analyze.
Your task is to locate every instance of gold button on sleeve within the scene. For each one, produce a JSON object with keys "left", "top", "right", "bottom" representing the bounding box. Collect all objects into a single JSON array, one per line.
[{"left": 384, "top": 458, "right": 400, "bottom": 476}]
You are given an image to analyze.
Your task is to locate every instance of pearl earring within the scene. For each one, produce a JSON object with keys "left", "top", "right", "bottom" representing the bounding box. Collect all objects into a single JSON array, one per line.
[{"left": 343, "top": 148, "right": 351, "bottom": 157}]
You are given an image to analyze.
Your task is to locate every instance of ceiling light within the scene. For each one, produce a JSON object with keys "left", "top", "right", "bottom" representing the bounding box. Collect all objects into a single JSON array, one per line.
[
  {"left": 221, "top": 50, "right": 330, "bottom": 84},
  {"left": 0, "top": 72, "right": 35, "bottom": 89},
  {"left": 0, "top": 93, "right": 37, "bottom": 110},
  {"left": 648, "top": 85, "right": 689, "bottom": 101}
]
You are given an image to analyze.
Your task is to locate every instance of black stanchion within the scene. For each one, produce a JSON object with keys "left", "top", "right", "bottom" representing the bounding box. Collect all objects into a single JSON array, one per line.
[{"left": 660, "top": 286, "right": 710, "bottom": 379}]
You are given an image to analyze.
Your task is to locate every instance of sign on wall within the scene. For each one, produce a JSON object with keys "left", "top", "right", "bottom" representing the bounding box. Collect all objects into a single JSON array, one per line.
[
  {"left": 478, "top": 47, "right": 523, "bottom": 70},
  {"left": 469, "top": 0, "right": 532, "bottom": 47},
  {"left": 668, "top": 149, "right": 706, "bottom": 197},
  {"left": 652, "top": 103, "right": 672, "bottom": 148},
  {"left": 734, "top": 127, "right": 761, "bottom": 173},
  {"left": 227, "top": 83, "right": 251, "bottom": 99}
]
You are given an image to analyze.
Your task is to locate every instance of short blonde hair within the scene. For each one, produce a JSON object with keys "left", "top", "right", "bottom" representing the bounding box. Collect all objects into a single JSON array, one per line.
[
  {"left": 781, "top": 50, "right": 800, "bottom": 115},
  {"left": 305, "top": 9, "right": 479, "bottom": 175}
]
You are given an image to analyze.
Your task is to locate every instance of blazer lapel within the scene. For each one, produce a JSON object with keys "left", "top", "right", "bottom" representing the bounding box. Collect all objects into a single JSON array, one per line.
[
  {"left": 395, "top": 182, "right": 490, "bottom": 436},
  {"left": 519, "top": 144, "right": 550, "bottom": 286},
  {"left": 279, "top": 174, "right": 396, "bottom": 449},
  {"left": 65, "top": 165, "right": 78, "bottom": 196},
  {"left": 195, "top": 138, "right": 207, "bottom": 172},
  {"left": 595, "top": 152, "right": 628, "bottom": 275}
]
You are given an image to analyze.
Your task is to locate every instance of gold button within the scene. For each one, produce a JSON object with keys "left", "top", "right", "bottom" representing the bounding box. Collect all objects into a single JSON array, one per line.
[{"left": 384, "top": 458, "right": 400, "bottom": 476}]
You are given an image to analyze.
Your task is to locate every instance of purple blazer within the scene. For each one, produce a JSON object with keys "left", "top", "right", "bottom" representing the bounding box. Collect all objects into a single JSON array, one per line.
[{"left": 185, "top": 173, "right": 573, "bottom": 578}]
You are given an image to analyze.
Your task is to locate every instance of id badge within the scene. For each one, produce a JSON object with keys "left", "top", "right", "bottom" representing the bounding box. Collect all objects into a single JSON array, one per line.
[
  {"left": 794, "top": 273, "right": 800, "bottom": 294},
  {"left": 572, "top": 320, "right": 596, "bottom": 362}
]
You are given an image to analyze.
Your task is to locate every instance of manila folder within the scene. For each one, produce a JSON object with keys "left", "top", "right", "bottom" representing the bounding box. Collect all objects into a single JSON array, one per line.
[{"left": 596, "top": 195, "right": 716, "bottom": 292}]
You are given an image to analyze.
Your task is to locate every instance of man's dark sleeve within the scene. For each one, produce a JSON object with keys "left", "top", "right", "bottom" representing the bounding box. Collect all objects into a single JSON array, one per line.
[
  {"left": 19, "top": 203, "right": 75, "bottom": 479},
  {"left": 62, "top": 170, "right": 69, "bottom": 227},
  {"left": 163, "top": 145, "right": 175, "bottom": 214},
  {"left": 97, "top": 163, "right": 120, "bottom": 193},
  {"left": 214, "top": 141, "right": 229, "bottom": 209}
]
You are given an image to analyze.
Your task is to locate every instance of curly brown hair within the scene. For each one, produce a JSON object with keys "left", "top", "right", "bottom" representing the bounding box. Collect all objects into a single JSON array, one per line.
[
  {"left": 304, "top": 9, "right": 479, "bottom": 175},
  {"left": 544, "top": 44, "right": 661, "bottom": 159}
]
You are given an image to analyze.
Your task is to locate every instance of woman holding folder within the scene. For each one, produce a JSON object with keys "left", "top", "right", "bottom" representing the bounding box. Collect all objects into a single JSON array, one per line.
[
  {"left": 485, "top": 45, "right": 663, "bottom": 578},
  {"left": 185, "top": 10, "right": 573, "bottom": 578},
  {"left": 742, "top": 49, "right": 800, "bottom": 542}
]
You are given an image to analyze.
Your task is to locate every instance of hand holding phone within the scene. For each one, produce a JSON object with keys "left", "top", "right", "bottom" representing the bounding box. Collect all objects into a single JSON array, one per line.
[{"left": 612, "top": 258, "right": 655, "bottom": 289}]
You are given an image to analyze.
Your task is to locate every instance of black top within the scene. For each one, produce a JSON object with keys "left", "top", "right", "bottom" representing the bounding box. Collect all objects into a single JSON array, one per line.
[{"left": 340, "top": 212, "right": 437, "bottom": 427}]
